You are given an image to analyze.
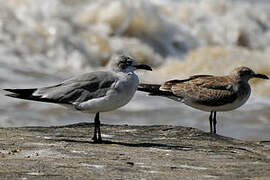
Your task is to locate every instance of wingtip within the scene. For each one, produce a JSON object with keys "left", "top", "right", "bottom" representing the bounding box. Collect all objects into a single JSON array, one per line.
[
  {"left": 5, "top": 93, "right": 19, "bottom": 98},
  {"left": 160, "top": 81, "right": 175, "bottom": 91},
  {"left": 2, "top": 89, "right": 19, "bottom": 97},
  {"left": 2, "top": 88, "right": 38, "bottom": 100},
  {"left": 3, "top": 89, "right": 15, "bottom": 93}
]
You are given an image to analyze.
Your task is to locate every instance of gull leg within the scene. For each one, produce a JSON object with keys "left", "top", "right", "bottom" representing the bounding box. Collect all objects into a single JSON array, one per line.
[
  {"left": 96, "top": 113, "right": 102, "bottom": 143},
  {"left": 92, "top": 113, "right": 98, "bottom": 142},
  {"left": 92, "top": 112, "right": 102, "bottom": 143},
  {"left": 213, "top": 111, "right": 217, "bottom": 134},
  {"left": 209, "top": 111, "right": 213, "bottom": 133}
]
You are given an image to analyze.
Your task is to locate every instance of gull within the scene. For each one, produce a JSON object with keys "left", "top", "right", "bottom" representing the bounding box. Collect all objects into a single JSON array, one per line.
[
  {"left": 4, "top": 54, "right": 152, "bottom": 143},
  {"left": 138, "top": 66, "right": 268, "bottom": 134}
]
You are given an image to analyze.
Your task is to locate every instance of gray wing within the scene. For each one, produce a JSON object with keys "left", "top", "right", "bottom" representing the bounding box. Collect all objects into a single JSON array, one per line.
[{"left": 32, "top": 71, "right": 119, "bottom": 104}]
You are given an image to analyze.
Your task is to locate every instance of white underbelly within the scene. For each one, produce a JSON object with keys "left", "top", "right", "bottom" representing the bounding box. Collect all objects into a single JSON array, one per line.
[
  {"left": 83, "top": 90, "right": 136, "bottom": 113},
  {"left": 74, "top": 73, "right": 139, "bottom": 113}
]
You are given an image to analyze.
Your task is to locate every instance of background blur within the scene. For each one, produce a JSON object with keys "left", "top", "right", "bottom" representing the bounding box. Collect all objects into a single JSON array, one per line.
[{"left": 0, "top": 0, "right": 269, "bottom": 140}]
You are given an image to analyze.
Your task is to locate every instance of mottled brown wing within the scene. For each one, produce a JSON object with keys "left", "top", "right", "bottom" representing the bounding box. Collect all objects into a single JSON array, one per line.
[
  {"left": 164, "top": 75, "right": 237, "bottom": 106},
  {"left": 160, "top": 75, "right": 214, "bottom": 91}
]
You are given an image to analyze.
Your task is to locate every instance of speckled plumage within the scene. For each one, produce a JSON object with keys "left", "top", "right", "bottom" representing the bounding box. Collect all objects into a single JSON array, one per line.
[
  {"left": 138, "top": 66, "right": 269, "bottom": 134},
  {"left": 161, "top": 75, "right": 244, "bottom": 110}
]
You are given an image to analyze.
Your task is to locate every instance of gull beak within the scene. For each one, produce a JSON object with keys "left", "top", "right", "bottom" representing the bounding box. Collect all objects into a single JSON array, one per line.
[
  {"left": 134, "top": 64, "right": 152, "bottom": 71},
  {"left": 253, "top": 73, "right": 269, "bottom": 79}
]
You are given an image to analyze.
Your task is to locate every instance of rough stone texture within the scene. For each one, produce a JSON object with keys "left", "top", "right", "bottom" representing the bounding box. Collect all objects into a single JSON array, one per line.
[{"left": 0, "top": 123, "right": 270, "bottom": 179}]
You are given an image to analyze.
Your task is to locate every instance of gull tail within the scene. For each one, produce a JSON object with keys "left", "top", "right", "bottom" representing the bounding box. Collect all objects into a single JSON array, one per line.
[
  {"left": 137, "top": 84, "right": 174, "bottom": 96},
  {"left": 3, "top": 88, "right": 40, "bottom": 101}
]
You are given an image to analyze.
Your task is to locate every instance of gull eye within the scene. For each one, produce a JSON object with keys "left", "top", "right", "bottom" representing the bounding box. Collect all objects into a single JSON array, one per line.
[
  {"left": 240, "top": 68, "right": 253, "bottom": 76},
  {"left": 118, "top": 56, "right": 134, "bottom": 69},
  {"left": 119, "top": 60, "right": 126, "bottom": 64},
  {"left": 119, "top": 59, "right": 131, "bottom": 65},
  {"left": 245, "top": 69, "right": 252, "bottom": 74},
  {"left": 126, "top": 60, "right": 132, "bottom": 66}
]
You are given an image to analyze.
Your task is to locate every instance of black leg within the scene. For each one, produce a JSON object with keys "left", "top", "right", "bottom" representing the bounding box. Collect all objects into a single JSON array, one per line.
[
  {"left": 92, "top": 112, "right": 102, "bottom": 143},
  {"left": 92, "top": 113, "right": 98, "bottom": 142},
  {"left": 96, "top": 113, "right": 102, "bottom": 143},
  {"left": 213, "top": 111, "right": 217, "bottom": 134},
  {"left": 209, "top": 111, "right": 213, "bottom": 133}
]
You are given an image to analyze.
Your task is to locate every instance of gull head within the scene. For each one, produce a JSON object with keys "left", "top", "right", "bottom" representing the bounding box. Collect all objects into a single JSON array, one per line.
[
  {"left": 232, "top": 66, "right": 269, "bottom": 81},
  {"left": 108, "top": 54, "right": 152, "bottom": 73}
]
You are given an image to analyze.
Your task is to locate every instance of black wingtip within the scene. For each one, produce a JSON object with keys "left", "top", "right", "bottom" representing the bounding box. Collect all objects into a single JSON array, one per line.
[
  {"left": 137, "top": 84, "right": 161, "bottom": 93},
  {"left": 3, "top": 88, "right": 72, "bottom": 105},
  {"left": 3, "top": 89, "right": 17, "bottom": 93},
  {"left": 3, "top": 88, "right": 37, "bottom": 99},
  {"left": 5, "top": 93, "right": 20, "bottom": 98},
  {"left": 137, "top": 83, "right": 173, "bottom": 96}
]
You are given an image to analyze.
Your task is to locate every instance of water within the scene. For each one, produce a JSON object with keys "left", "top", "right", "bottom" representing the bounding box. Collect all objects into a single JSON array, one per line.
[{"left": 0, "top": 0, "right": 269, "bottom": 140}]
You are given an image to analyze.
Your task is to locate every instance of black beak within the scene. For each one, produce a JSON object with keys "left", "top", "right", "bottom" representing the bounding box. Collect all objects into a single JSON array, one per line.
[
  {"left": 253, "top": 73, "right": 269, "bottom": 79},
  {"left": 134, "top": 64, "right": 152, "bottom": 71}
]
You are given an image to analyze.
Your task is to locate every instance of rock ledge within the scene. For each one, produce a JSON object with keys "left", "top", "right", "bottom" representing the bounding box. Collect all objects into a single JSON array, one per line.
[{"left": 1, "top": 123, "right": 270, "bottom": 179}]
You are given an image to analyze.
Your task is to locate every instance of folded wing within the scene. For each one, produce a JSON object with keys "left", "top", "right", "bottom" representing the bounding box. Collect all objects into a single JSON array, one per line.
[
  {"left": 161, "top": 75, "right": 238, "bottom": 106},
  {"left": 4, "top": 71, "right": 118, "bottom": 105}
]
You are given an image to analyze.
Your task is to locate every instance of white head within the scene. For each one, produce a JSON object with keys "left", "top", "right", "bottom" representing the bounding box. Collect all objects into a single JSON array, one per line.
[{"left": 108, "top": 54, "right": 152, "bottom": 73}]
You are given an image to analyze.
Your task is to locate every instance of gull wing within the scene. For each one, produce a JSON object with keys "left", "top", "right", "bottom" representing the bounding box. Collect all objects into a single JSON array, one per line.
[
  {"left": 4, "top": 71, "right": 119, "bottom": 105},
  {"left": 161, "top": 75, "right": 237, "bottom": 106},
  {"left": 160, "top": 75, "right": 214, "bottom": 91}
]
